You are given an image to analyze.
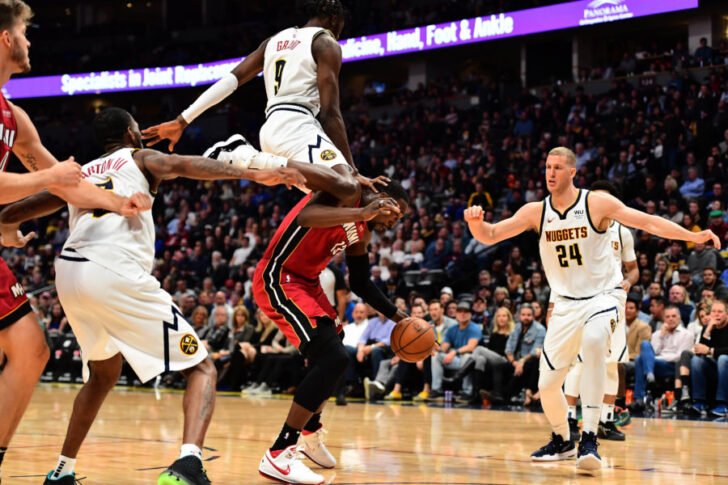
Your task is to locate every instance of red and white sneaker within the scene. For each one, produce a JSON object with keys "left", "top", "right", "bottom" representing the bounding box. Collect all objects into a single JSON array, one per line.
[
  {"left": 259, "top": 445, "right": 324, "bottom": 485},
  {"left": 301, "top": 427, "right": 336, "bottom": 469}
]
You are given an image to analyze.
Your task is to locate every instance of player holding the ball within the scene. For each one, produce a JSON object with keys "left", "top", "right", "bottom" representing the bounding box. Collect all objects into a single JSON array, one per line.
[{"left": 250, "top": 171, "right": 413, "bottom": 484}]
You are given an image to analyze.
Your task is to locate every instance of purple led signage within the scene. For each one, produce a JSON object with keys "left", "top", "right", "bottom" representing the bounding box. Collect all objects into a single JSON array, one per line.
[{"left": 2, "top": 0, "right": 698, "bottom": 99}]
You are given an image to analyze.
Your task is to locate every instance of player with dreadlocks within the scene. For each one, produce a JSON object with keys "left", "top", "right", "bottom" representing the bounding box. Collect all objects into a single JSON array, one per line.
[{"left": 143, "top": 0, "right": 387, "bottom": 194}]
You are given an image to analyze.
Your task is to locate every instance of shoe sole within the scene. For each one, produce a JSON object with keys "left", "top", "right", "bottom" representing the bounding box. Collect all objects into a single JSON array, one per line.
[
  {"left": 259, "top": 470, "right": 324, "bottom": 485},
  {"left": 301, "top": 450, "right": 336, "bottom": 469},
  {"left": 531, "top": 449, "right": 577, "bottom": 462},
  {"left": 157, "top": 470, "right": 200, "bottom": 485},
  {"left": 598, "top": 432, "right": 626, "bottom": 441},
  {"left": 576, "top": 455, "right": 601, "bottom": 475},
  {"left": 202, "top": 134, "right": 247, "bottom": 159}
]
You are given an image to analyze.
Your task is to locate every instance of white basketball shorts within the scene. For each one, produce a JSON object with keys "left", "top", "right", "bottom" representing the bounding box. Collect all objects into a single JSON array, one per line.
[
  {"left": 260, "top": 107, "right": 349, "bottom": 172},
  {"left": 55, "top": 256, "right": 207, "bottom": 383},
  {"left": 541, "top": 288, "right": 626, "bottom": 372}
]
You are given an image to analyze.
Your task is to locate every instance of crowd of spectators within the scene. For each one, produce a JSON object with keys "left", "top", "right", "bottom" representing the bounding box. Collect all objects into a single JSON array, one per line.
[{"left": 3, "top": 27, "right": 728, "bottom": 418}]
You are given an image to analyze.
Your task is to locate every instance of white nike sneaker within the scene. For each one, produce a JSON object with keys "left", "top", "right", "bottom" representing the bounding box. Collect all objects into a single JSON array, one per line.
[
  {"left": 203, "top": 134, "right": 256, "bottom": 168},
  {"left": 301, "top": 427, "right": 336, "bottom": 469},
  {"left": 259, "top": 445, "right": 324, "bottom": 485}
]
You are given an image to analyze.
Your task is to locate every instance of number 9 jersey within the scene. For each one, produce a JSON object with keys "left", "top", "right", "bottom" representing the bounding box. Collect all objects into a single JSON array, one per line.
[{"left": 538, "top": 189, "right": 622, "bottom": 299}]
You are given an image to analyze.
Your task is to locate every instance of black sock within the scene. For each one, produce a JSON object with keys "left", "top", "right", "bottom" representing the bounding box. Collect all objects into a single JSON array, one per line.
[
  {"left": 615, "top": 397, "right": 626, "bottom": 409},
  {"left": 0, "top": 447, "right": 6, "bottom": 467},
  {"left": 675, "top": 387, "right": 682, "bottom": 401},
  {"left": 272, "top": 424, "right": 301, "bottom": 452},
  {"left": 303, "top": 413, "right": 322, "bottom": 433}
]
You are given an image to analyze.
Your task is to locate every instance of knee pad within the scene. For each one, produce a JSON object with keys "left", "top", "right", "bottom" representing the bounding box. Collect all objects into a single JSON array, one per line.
[{"left": 605, "top": 362, "right": 619, "bottom": 396}]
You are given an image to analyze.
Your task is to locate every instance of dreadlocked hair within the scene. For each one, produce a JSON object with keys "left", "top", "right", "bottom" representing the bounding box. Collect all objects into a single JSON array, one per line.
[{"left": 302, "top": 0, "right": 345, "bottom": 20}]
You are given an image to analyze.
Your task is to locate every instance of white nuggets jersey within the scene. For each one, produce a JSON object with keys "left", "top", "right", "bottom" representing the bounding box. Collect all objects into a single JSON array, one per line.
[
  {"left": 539, "top": 189, "right": 622, "bottom": 299},
  {"left": 610, "top": 221, "right": 636, "bottom": 268},
  {"left": 263, "top": 27, "right": 331, "bottom": 116},
  {"left": 64, "top": 148, "right": 155, "bottom": 278}
]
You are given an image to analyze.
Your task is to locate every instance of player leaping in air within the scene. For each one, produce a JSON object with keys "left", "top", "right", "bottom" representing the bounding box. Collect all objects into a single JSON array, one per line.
[
  {"left": 464, "top": 147, "right": 718, "bottom": 475},
  {"left": 142, "top": 0, "right": 386, "bottom": 193}
]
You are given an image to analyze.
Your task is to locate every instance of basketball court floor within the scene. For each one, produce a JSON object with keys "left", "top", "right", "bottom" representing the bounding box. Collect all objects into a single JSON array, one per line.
[{"left": 4, "top": 384, "right": 726, "bottom": 484}]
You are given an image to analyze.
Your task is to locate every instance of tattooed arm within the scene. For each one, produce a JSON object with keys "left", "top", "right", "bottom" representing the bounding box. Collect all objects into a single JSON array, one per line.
[
  {"left": 134, "top": 148, "right": 305, "bottom": 187},
  {"left": 11, "top": 103, "right": 134, "bottom": 213}
]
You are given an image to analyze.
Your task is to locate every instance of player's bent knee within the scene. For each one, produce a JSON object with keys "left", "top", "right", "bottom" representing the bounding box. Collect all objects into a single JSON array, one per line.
[{"left": 89, "top": 358, "right": 123, "bottom": 388}]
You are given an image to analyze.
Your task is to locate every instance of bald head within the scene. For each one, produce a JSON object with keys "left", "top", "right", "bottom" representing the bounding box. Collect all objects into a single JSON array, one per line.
[{"left": 352, "top": 303, "right": 368, "bottom": 323}]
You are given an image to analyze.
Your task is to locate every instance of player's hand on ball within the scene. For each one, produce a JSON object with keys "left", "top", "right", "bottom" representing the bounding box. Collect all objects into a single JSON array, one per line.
[
  {"left": 464, "top": 205, "right": 484, "bottom": 223},
  {"left": 0, "top": 225, "right": 35, "bottom": 248},
  {"left": 141, "top": 116, "right": 187, "bottom": 152},
  {"left": 252, "top": 167, "right": 306, "bottom": 188},
  {"left": 361, "top": 197, "right": 400, "bottom": 220}
]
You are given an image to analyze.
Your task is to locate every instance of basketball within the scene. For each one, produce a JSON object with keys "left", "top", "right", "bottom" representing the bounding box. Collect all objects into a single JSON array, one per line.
[{"left": 390, "top": 317, "right": 436, "bottom": 363}]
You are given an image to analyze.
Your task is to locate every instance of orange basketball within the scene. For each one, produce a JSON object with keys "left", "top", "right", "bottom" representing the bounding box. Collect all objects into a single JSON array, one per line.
[{"left": 390, "top": 317, "right": 436, "bottom": 363}]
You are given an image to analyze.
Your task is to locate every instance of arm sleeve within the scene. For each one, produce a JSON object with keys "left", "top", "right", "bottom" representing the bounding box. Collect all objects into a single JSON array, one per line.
[
  {"left": 346, "top": 253, "right": 398, "bottom": 320},
  {"left": 181, "top": 72, "right": 238, "bottom": 123},
  {"left": 621, "top": 225, "right": 636, "bottom": 262}
]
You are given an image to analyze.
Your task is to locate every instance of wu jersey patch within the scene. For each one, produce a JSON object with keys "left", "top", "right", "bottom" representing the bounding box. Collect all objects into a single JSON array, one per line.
[
  {"left": 320, "top": 149, "right": 337, "bottom": 161},
  {"left": 179, "top": 333, "right": 200, "bottom": 356}
]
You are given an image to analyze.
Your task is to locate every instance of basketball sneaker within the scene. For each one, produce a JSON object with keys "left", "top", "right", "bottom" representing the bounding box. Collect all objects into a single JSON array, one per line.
[
  {"left": 44, "top": 471, "right": 79, "bottom": 484},
  {"left": 157, "top": 456, "right": 211, "bottom": 485},
  {"left": 576, "top": 431, "right": 601, "bottom": 474},
  {"left": 530, "top": 433, "right": 576, "bottom": 461},
  {"left": 300, "top": 427, "right": 336, "bottom": 469},
  {"left": 203, "top": 134, "right": 255, "bottom": 168},
  {"left": 597, "top": 421, "right": 625, "bottom": 441},
  {"left": 259, "top": 445, "right": 324, "bottom": 485}
]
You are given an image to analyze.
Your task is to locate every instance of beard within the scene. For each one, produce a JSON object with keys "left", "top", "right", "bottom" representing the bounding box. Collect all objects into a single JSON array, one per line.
[{"left": 10, "top": 39, "right": 29, "bottom": 73}]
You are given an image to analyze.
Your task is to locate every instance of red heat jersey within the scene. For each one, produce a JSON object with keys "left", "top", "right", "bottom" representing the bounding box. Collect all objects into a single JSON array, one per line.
[
  {"left": 261, "top": 193, "right": 367, "bottom": 279},
  {"left": 0, "top": 92, "right": 16, "bottom": 172}
]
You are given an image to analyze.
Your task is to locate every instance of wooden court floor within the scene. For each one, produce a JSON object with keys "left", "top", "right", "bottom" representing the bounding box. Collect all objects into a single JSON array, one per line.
[{"left": 3, "top": 384, "right": 727, "bottom": 484}]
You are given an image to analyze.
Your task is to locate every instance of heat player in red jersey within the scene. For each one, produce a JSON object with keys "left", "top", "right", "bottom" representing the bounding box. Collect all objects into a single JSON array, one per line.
[
  {"left": 252, "top": 177, "right": 409, "bottom": 485},
  {"left": 0, "top": 2, "right": 150, "bottom": 477}
]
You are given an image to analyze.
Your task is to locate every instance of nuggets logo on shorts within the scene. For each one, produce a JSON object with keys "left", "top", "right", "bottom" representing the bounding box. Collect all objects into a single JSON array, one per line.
[
  {"left": 610, "top": 319, "right": 617, "bottom": 333},
  {"left": 179, "top": 333, "right": 199, "bottom": 356},
  {"left": 320, "top": 149, "right": 337, "bottom": 161}
]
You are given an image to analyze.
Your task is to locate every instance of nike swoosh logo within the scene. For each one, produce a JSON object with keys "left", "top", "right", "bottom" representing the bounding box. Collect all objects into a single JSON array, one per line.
[{"left": 266, "top": 455, "right": 291, "bottom": 475}]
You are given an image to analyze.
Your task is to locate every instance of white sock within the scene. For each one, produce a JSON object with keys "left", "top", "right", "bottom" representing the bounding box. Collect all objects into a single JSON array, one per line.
[
  {"left": 249, "top": 152, "right": 288, "bottom": 170},
  {"left": 567, "top": 405, "right": 577, "bottom": 420},
  {"left": 50, "top": 455, "right": 76, "bottom": 479},
  {"left": 601, "top": 403, "right": 615, "bottom": 423},
  {"left": 180, "top": 444, "right": 203, "bottom": 461}
]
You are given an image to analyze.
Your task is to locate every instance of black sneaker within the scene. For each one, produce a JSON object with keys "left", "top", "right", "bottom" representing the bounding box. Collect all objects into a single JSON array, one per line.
[
  {"left": 335, "top": 391, "right": 347, "bottom": 406},
  {"left": 427, "top": 390, "right": 444, "bottom": 401},
  {"left": 44, "top": 471, "right": 79, "bottom": 484},
  {"left": 568, "top": 417, "right": 581, "bottom": 442},
  {"left": 576, "top": 431, "right": 601, "bottom": 474},
  {"left": 597, "top": 421, "right": 625, "bottom": 441},
  {"left": 158, "top": 456, "right": 211, "bottom": 485},
  {"left": 530, "top": 433, "right": 576, "bottom": 461}
]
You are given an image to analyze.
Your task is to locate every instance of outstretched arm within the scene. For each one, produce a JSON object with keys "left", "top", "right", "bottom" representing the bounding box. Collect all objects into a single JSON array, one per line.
[
  {"left": 11, "top": 103, "right": 136, "bottom": 214},
  {"left": 594, "top": 192, "right": 721, "bottom": 249},
  {"left": 135, "top": 149, "right": 305, "bottom": 187},
  {"left": 141, "top": 39, "right": 269, "bottom": 151},
  {"left": 464, "top": 202, "right": 542, "bottom": 245},
  {"left": 346, "top": 239, "right": 408, "bottom": 322}
]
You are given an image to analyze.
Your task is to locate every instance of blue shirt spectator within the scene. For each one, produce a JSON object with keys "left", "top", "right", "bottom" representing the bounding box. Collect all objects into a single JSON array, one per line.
[
  {"left": 506, "top": 319, "right": 546, "bottom": 360},
  {"left": 359, "top": 314, "right": 396, "bottom": 346},
  {"left": 679, "top": 167, "right": 705, "bottom": 198},
  {"left": 444, "top": 319, "right": 482, "bottom": 348}
]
